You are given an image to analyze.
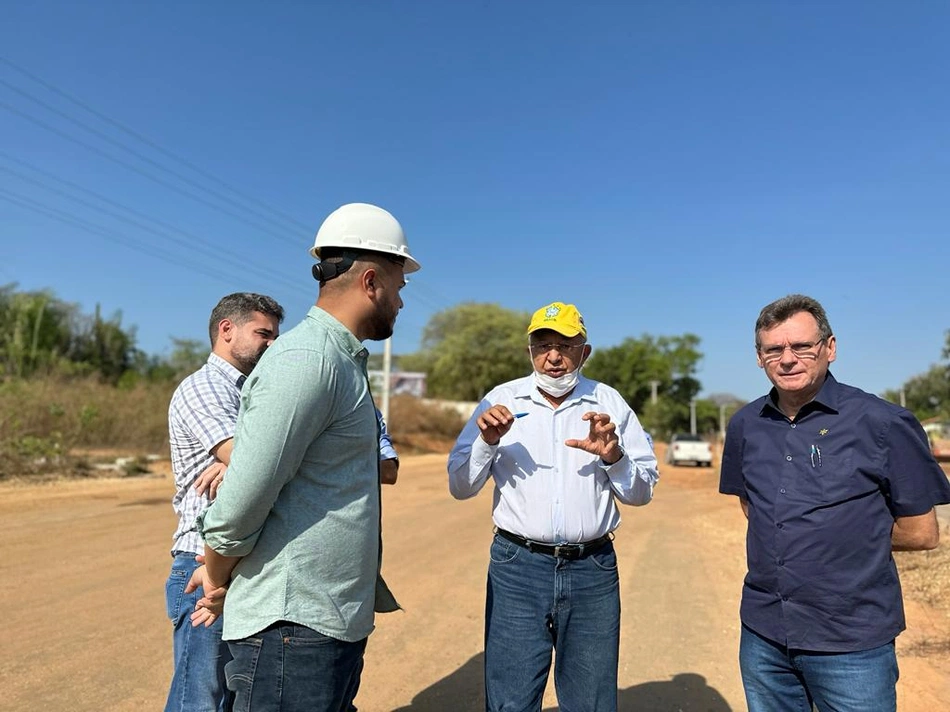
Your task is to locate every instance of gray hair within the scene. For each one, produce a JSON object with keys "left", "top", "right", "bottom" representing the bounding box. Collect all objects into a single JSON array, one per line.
[
  {"left": 209, "top": 293, "right": 285, "bottom": 346},
  {"left": 754, "top": 294, "right": 833, "bottom": 349}
]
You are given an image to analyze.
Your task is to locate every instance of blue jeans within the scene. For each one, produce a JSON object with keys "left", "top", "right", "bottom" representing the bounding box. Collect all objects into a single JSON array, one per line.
[
  {"left": 484, "top": 534, "right": 620, "bottom": 712},
  {"left": 165, "top": 552, "right": 233, "bottom": 712},
  {"left": 739, "top": 624, "right": 899, "bottom": 712},
  {"left": 226, "top": 622, "right": 367, "bottom": 712}
]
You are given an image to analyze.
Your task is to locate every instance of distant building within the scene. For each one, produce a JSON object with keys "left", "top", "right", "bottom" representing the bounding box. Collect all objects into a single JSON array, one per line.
[{"left": 368, "top": 370, "right": 427, "bottom": 398}]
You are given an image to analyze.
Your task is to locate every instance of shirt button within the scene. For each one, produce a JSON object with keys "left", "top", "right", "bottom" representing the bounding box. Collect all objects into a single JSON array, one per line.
[
  {"left": 785, "top": 455, "right": 792, "bottom": 461},
  {"left": 778, "top": 559, "right": 785, "bottom": 566},
  {"left": 782, "top": 596, "right": 789, "bottom": 602},
  {"left": 790, "top": 423, "right": 796, "bottom": 428},
  {"left": 777, "top": 523, "right": 784, "bottom": 529},
  {"left": 780, "top": 488, "right": 786, "bottom": 494}
]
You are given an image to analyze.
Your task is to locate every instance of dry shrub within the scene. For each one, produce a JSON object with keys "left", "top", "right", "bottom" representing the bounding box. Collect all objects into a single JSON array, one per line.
[
  {"left": 385, "top": 394, "right": 466, "bottom": 455},
  {"left": 0, "top": 377, "right": 174, "bottom": 478}
]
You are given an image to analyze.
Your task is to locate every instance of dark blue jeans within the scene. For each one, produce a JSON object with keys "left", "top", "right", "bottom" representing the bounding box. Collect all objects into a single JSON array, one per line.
[
  {"left": 165, "top": 552, "right": 233, "bottom": 712},
  {"left": 739, "top": 624, "right": 899, "bottom": 712},
  {"left": 484, "top": 534, "right": 620, "bottom": 712},
  {"left": 226, "top": 622, "right": 367, "bottom": 712}
]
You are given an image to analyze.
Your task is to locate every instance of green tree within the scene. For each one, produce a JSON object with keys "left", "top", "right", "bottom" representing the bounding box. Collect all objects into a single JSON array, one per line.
[
  {"left": 166, "top": 338, "right": 208, "bottom": 378},
  {"left": 0, "top": 284, "right": 74, "bottom": 378},
  {"left": 882, "top": 329, "right": 950, "bottom": 420},
  {"left": 68, "top": 304, "right": 137, "bottom": 383},
  {"left": 584, "top": 334, "right": 704, "bottom": 436},
  {"left": 882, "top": 365, "right": 950, "bottom": 420},
  {"left": 403, "top": 303, "right": 531, "bottom": 400}
]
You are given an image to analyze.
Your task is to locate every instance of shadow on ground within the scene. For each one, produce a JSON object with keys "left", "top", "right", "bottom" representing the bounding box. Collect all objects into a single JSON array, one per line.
[{"left": 389, "top": 653, "right": 731, "bottom": 711}]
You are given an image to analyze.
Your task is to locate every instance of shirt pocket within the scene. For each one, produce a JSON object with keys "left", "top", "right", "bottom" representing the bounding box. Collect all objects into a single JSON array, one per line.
[{"left": 816, "top": 453, "right": 857, "bottom": 501}]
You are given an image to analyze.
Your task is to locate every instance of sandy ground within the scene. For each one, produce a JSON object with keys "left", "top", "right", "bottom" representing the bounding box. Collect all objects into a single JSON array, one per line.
[{"left": 1, "top": 447, "right": 948, "bottom": 711}]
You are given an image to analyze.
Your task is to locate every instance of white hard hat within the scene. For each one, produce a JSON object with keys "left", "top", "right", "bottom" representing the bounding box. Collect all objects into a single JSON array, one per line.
[{"left": 309, "top": 203, "right": 421, "bottom": 273}]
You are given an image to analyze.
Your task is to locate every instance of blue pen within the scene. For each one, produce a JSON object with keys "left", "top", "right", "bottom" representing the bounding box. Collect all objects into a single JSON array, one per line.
[{"left": 514, "top": 412, "right": 529, "bottom": 418}]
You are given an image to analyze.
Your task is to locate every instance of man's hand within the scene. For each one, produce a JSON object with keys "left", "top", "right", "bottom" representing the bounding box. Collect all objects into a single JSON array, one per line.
[
  {"left": 184, "top": 555, "right": 229, "bottom": 627},
  {"left": 380, "top": 458, "right": 399, "bottom": 485},
  {"left": 194, "top": 461, "right": 227, "bottom": 500},
  {"left": 565, "top": 412, "right": 624, "bottom": 465},
  {"left": 477, "top": 406, "right": 519, "bottom": 446}
]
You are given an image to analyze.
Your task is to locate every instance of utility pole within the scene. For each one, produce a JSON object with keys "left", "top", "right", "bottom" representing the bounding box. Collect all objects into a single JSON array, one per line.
[
  {"left": 649, "top": 380, "right": 660, "bottom": 405},
  {"left": 719, "top": 403, "right": 727, "bottom": 442},
  {"left": 900, "top": 387, "right": 906, "bottom": 408},
  {"left": 690, "top": 398, "right": 697, "bottom": 436}
]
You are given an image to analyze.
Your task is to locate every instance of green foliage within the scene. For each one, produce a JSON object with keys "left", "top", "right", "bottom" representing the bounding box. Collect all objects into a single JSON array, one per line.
[
  {"left": 0, "top": 284, "right": 210, "bottom": 385},
  {"left": 412, "top": 303, "right": 532, "bottom": 401},
  {"left": 882, "top": 329, "right": 950, "bottom": 420},
  {"left": 0, "top": 284, "right": 74, "bottom": 377},
  {"left": 882, "top": 364, "right": 950, "bottom": 420},
  {"left": 0, "top": 284, "right": 141, "bottom": 382},
  {"left": 167, "top": 338, "right": 209, "bottom": 378},
  {"left": 585, "top": 333, "right": 704, "bottom": 435},
  {"left": 67, "top": 303, "right": 137, "bottom": 383}
]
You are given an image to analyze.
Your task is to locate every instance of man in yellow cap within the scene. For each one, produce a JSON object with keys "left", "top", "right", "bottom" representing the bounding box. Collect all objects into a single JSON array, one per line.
[{"left": 448, "top": 301, "right": 659, "bottom": 712}]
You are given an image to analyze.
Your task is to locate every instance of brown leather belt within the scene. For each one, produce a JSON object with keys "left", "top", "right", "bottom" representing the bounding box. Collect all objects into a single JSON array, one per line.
[{"left": 495, "top": 528, "right": 612, "bottom": 560}]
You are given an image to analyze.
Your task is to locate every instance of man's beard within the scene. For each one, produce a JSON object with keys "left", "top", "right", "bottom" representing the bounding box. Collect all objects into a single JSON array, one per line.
[
  {"left": 232, "top": 346, "right": 265, "bottom": 375},
  {"left": 366, "top": 308, "right": 396, "bottom": 342}
]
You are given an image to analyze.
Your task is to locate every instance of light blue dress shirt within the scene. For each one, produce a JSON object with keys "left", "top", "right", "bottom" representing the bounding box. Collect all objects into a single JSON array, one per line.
[{"left": 448, "top": 373, "right": 658, "bottom": 544}]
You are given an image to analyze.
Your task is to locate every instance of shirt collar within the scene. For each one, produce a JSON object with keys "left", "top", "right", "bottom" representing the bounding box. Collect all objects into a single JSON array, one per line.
[
  {"left": 761, "top": 370, "right": 841, "bottom": 417},
  {"left": 308, "top": 306, "right": 369, "bottom": 362},
  {"left": 207, "top": 352, "right": 247, "bottom": 389}
]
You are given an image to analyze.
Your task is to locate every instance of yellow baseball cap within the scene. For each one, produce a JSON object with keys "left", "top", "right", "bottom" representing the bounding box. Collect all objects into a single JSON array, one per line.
[{"left": 527, "top": 302, "right": 587, "bottom": 339}]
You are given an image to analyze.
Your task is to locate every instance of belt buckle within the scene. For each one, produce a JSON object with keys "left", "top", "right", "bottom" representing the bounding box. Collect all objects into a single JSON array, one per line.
[{"left": 554, "top": 544, "right": 580, "bottom": 560}]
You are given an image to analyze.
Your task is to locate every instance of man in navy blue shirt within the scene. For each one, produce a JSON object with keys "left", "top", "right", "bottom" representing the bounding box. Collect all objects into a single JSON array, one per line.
[{"left": 720, "top": 294, "right": 950, "bottom": 712}]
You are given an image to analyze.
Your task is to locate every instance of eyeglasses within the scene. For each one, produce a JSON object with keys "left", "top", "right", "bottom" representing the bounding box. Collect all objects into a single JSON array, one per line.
[
  {"left": 758, "top": 338, "right": 826, "bottom": 363},
  {"left": 529, "top": 342, "right": 586, "bottom": 356}
]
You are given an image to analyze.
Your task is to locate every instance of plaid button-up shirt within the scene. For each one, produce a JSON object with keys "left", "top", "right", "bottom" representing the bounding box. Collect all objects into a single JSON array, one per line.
[{"left": 168, "top": 352, "right": 245, "bottom": 555}]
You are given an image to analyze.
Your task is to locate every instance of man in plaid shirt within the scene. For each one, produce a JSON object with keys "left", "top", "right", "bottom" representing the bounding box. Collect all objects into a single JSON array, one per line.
[{"left": 165, "top": 292, "right": 284, "bottom": 712}]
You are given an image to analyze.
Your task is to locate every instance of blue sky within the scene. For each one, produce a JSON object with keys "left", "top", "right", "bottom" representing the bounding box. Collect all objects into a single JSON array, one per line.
[{"left": 2, "top": 1, "right": 947, "bottom": 402}]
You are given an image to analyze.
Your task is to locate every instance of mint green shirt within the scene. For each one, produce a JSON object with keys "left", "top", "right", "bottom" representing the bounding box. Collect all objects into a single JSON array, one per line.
[{"left": 199, "top": 306, "right": 397, "bottom": 643}]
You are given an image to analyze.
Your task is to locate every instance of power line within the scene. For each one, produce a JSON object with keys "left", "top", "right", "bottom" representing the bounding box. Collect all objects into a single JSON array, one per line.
[
  {"left": 0, "top": 154, "right": 309, "bottom": 295},
  {"left": 1, "top": 56, "right": 310, "bottom": 232},
  {"left": 1, "top": 78, "right": 308, "bottom": 238},
  {"left": 0, "top": 56, "right": 458, "bottom": 326},
  {"left": 0, "top": 101, "right": 302, "bottom": 245},
  {"left": 0, "top": 188, "right": 290, "bottom": 291}
]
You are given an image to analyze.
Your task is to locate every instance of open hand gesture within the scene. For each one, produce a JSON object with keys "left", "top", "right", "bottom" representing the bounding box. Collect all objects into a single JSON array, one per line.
[{"left": 565, "top": 412, "right": 623, "bottom": 464}]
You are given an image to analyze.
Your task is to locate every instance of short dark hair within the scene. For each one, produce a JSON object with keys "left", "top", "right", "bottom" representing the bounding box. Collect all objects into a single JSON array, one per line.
[
  {"left": 754, "top": 294, "right": 833, "bottom": 349},
  {"left": 209, "top": 293, "right": 285, "bottom": 346}
]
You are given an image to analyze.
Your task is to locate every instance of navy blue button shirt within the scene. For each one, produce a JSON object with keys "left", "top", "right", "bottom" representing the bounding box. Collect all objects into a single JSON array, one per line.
[{"left": 720, "top": 372, "right": 950, "bottom": 652}]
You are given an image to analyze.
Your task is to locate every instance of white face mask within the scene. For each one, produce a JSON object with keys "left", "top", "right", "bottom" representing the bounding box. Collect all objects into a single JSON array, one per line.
[{"left": 533, "top": 369, "right": 580, "bottom": 398}]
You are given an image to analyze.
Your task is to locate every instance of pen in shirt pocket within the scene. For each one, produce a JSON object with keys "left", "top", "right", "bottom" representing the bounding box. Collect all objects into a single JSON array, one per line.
[
  {"left": 513, "top": 412, "right": 529, "bottom": 419},
  {"left": 810, "top": 444, "right": 822, "bottom": 468}
]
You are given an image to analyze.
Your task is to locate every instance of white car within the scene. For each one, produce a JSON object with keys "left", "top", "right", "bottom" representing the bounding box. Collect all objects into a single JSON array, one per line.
[{"left": 665, "top": 433, "right": 713, "bottom": 468}]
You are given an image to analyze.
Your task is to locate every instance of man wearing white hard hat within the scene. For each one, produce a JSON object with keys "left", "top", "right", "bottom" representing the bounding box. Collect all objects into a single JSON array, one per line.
[{"left": 195, "top": 203, "right": 420, "bottom": 711}]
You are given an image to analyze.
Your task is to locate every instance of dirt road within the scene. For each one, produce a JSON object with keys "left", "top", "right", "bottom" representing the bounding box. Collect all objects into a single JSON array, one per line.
[{"left": 2, "top": 450, "right": 948, "bottom": 711}]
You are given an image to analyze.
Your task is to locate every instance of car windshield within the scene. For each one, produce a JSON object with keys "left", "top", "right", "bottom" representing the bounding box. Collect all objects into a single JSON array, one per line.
[{"left": 674, "top": 434, "right": 703, "bottom": 442}]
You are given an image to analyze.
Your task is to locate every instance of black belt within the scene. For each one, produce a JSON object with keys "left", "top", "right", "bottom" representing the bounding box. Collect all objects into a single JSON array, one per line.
[{"left": 496, "top": 528, "right": 612, "bottom": 560}]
